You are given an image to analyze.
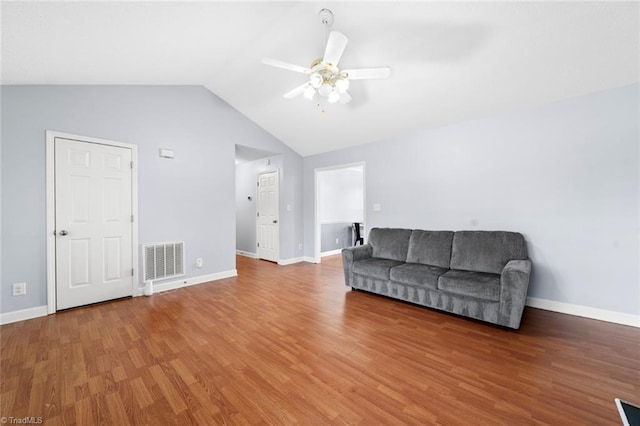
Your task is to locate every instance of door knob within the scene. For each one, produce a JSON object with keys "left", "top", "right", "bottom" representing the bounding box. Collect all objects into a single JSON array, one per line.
[
  {"left": 59, "top": 230, "right": 68, "bottom": 236},
  {"left": 273, "top": 220, "right": 278, "bottom": 224}
]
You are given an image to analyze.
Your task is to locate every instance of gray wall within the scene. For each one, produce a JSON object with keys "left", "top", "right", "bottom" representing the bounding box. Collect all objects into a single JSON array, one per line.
[
  {"left": 320, "top": 223, "right": 353, "bottom": 253},
  {"left": 1, "top": 85, "right": 303, "bottom": 314},
  {"left": 318, "top": 167, "right": 364, "bottom": 223},
  {"left": 235, "top": 155, "right": 282, "bottom": 255},
  {"left": 303, "top": 83, "right": 640, "bottom": 316}
]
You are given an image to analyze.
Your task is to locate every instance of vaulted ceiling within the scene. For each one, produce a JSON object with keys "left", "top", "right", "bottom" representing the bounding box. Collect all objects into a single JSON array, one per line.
[{"left": 2, "top": 2, "right": 638, "bottom": 156}]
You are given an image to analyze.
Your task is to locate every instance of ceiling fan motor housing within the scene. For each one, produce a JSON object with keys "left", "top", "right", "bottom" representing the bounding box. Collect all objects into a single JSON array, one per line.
[{"left": 308, "top": 60, "right": 349, "bottom": 101}]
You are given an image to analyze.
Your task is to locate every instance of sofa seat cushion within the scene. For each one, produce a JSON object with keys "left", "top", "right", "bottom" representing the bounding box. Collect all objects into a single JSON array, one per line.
[
  {"left": 389, "top": 263, "right": 447, "bottom": 289},
  {"left": 353, "top": 258, "right": 405, "bottom": 280},
  {"left": 437, "top": 269, "right": 501, "bottom": 302}
]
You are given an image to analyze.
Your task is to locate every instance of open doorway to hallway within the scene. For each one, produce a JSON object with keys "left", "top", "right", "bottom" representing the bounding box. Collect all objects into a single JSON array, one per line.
[
  {"left": 314, "top": 163, "right": 365, "bottom": 262},
  {"left": 235, "top": 144, "right": 282, "bottom": 262}
]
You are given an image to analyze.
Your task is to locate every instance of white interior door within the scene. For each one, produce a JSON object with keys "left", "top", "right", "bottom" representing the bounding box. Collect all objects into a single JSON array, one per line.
[
  {"left": 257, "top": 171, "right": 279, "bottom": 262},
  {"left": 55, "top": 138, "right": 133, "bottom": 309}
]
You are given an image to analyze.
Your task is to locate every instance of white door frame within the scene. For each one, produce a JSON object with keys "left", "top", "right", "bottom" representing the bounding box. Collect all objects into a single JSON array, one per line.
[
  {"left": 313, "top": 162, "right": 366, "bottom": 263},
  {"left": 46, "top": 131, "right": 139, "bottom": 314}
]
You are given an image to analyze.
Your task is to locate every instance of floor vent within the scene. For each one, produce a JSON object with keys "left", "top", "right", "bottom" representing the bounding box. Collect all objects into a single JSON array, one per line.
[{"left": 142, "top": 242, "right": 185, "bottom": 282}]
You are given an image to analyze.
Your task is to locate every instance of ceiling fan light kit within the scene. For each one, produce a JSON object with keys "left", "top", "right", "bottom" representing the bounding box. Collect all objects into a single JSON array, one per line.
[{"left": 262, "top": 8, "right": 391, "bottom": 109}]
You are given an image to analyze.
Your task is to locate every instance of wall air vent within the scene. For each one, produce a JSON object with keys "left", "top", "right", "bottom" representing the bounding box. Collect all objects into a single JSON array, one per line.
[{"left": 142, "top": 241, "right": 185, "bottom": 282}]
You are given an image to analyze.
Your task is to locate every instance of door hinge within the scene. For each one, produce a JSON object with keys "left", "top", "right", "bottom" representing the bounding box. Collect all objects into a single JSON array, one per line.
[
  {"left": 130, "top": 161, "right": 134, "bottom": 169},
  {"left": 257, "top": 242, "right": 260, "bottom": 248},
  {"left": 131, "top": 215, "right": 134, "bottom": 222},
  {"left": 257, "top": 181, "right": 259, "bottom": 187},
  {"left": 131, "top": 268, "right": 134, "bottom": 276},
  {"left": 257, "top": 212, "right": 260, "bottom": 217}
]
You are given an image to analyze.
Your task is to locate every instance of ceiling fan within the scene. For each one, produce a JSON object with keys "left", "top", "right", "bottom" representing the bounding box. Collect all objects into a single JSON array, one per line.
[{"left": 262, "top": 9, "right": 391, "bottom": 105}]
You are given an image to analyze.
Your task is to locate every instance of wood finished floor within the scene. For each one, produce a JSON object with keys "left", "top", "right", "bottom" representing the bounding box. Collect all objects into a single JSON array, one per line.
[{"left": 1, "top": 255, "right": 639, "bottom": 425}]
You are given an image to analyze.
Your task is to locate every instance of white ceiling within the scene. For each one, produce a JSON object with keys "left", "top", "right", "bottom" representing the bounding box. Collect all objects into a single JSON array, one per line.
[{"left": 2, "top": 1, "right": 639, "bottom": 156}]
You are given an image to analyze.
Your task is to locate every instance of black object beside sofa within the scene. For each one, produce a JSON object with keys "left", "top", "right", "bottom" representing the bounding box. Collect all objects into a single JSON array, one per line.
[{"left": 342, "top": 228, "right": 532, "bottom": 329}]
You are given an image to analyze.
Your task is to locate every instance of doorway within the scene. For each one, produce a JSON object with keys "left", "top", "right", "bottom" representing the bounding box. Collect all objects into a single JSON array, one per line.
[
  {"left": 234, "top": 144, "right": 281, "bottom": 261},
  {"left": 314, "top": 163, "right": 365, "bottom": 263},
  {"left": 46, "top": 131, "right": 139, "bottom": 312}
]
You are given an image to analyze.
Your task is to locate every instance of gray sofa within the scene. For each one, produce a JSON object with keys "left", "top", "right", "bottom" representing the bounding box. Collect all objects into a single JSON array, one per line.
[{"left": 342, "top": 228, "right": 532, "bottom": 329}]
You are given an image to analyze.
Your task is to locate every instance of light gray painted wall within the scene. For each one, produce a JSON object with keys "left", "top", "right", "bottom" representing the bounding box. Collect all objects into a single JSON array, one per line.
[
  {"left": 1, "top": 85, "right": 303, "bottom": 314},
  {"left": 321, "top": 223, "right": 352, "bottom": 252},
  {"left": 235, "top": 155, "right": 282, "bottom": 255},
  {"left": 318, "top": 167, "right": 364, "bottom": 223},
  {"left": 303, "top": 83, "right": 640, "bottom": 316}
]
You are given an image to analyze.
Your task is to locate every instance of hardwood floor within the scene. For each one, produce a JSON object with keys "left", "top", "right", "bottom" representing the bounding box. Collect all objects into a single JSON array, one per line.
[{"left": 1, "top": 254, "right": 638, "bottom": 425}]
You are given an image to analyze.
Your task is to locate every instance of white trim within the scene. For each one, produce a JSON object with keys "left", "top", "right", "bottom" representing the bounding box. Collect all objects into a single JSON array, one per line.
[
  {"left": 526, "top": 297, "right": 640, "bottom": 328},
  {"left": 319, "top": 220, "right": 363, "bottom": 225},
  {"left": 46, "top": 133, "right": 56, "bottom": 314},
  {"left": 303, "top": 256, "right": 321, "bottom": 264},
  {"left": 134, "top": 270, "right": 237, "bottom": 296},
  {"left": 278, "top": 257, "right": 305, "bottom": 266},
  {"left": 313, "top": 162, "right": 366, "bottom": 264},
  {"left": 46, "top": 131, "right": 139, "bottom": 313},
  {"left": 236, "top": 250, "right": 258, "bottom": 259},
  {"left": 0, "top": 306, "right": 48, "bottom": 325},
  {"left": 321, "top": 249, "right": 343, "bottom": 257}
]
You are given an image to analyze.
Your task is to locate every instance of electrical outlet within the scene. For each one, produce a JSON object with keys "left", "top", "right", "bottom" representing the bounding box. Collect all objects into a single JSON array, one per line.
[
  {"left": 196, "top": 258, "right": 203, "bottom": 268},
  {"left": 335, "top": 238, "right": 339, "bottom": 244},
  {"left": 298, "top": 243, "right": 303, "bottom": 250},
  {"left": 12, "top": 282, "right": 26, "bottom": 296}
]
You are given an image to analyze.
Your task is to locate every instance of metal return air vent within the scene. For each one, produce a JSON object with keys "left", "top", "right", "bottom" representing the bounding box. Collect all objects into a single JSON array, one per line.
[{"left": 142, "top": 242, "right": 185, "bottom": 281}]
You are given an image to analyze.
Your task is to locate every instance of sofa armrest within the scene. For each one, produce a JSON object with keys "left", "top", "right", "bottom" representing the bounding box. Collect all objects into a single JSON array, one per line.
[
  {"left": 499, "top": 259, "right": 532, "bottom": 329},
  {"left": 342, "top": 244, "right": 373, "bottom": 286},
  {"left": 343, "top": 244, "right": 373, "bottom": 262}
]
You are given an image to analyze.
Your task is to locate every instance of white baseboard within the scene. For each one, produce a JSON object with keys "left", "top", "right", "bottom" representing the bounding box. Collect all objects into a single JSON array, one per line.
[
  {"left": 238, "top": 252, "right": 305, "bottom": 265},
  {"left": 321, "top": 249, "right": 343, "bottom": 257},
  {"left": 0, "top": 305, "right": 48, "bottom": 325},
  {"left": 302, "top": 256, "right": 320, "bottom": 264},
  {"left": 526, "top": 297, "right": 639, "bottom": 328},
  {"left": 135, "top": 269, "right": 238, "bottom": 296},
  {"left": 236, "top": 250, "right": 257, "bottom": 259},
  {"left": 278, "top": 257, "right": 305, "bottom": 266}
]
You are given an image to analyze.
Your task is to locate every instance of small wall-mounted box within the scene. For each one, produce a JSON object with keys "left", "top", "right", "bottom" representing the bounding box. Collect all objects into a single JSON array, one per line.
[
  {"left": 159, "top": 148, "right": 175, "bottom": 159},
  {"left": 12, "top": 282, "right": 26, "bottom": 296}
]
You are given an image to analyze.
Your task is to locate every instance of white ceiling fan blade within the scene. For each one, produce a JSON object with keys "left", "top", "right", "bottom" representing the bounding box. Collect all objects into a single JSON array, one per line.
[
  {"left": 283, "top": 82, "right": 311, "bottom": 99},
  {"left": 323, "top": 31, "right": 348, "bottom": 66},
  {"left": 343, "top": 67, "right": 392, "bottom": 80},
  {"left": 262, "top": 58, "right": 310, "bottom": 74}
]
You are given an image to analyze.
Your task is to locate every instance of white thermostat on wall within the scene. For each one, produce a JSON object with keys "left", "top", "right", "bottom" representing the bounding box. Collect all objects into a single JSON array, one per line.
[{"left": 159, "top": 148, "right": 174, "bottom": 159}]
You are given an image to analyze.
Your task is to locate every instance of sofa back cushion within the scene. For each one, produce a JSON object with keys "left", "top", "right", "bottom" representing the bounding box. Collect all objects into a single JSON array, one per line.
[
  {"left": 368, "top": 228, "right": 412, "bottom": 261},
  {"left": 406, "top": 230, "right": 454, "bottom": 268},
  {"left": 450, "top": 231, "right": 527, "bottom": 274}
]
